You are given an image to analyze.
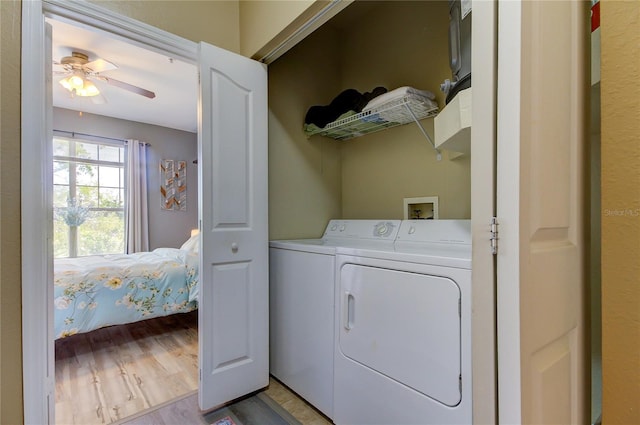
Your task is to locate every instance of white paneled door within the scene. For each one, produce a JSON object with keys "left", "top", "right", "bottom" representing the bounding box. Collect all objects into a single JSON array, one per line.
[
  {"left": 197, "top": 41, "right": 269, "bottom": 411},
  {"left": 497, "top": 1, "right": 588, "bottom": 423}
]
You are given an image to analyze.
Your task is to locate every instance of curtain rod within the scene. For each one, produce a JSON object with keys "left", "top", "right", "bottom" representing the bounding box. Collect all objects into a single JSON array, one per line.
[{"left": 53, "top": 129, "right": 150, "bottom": 145}]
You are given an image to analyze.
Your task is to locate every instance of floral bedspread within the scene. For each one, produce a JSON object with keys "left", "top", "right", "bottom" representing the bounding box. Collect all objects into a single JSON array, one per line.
[{"left": 54, "top": 248, "right": 199, "bottom": 339}]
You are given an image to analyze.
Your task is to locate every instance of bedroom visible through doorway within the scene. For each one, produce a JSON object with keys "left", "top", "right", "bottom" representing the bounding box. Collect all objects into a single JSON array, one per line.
[{"left": 49, "top": 15, "right": 199, "bottom": 425}]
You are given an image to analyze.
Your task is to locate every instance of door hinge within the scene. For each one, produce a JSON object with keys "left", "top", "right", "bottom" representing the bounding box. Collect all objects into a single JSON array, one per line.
[{"left": 490, "top": 217, "right": 498, "bottom": 255}]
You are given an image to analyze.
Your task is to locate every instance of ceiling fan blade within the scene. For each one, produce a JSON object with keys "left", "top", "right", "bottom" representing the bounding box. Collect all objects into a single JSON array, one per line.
[
  {"left": 84, "top": 58, "right": 118, "bottom": 73},
  {"left": 99, "top": 76, "right": 156, "bottom": 99}
]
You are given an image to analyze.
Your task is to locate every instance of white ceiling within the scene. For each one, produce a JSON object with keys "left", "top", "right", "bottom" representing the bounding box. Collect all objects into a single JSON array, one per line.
[{"left": 50, "top": 18, "right": 198, "bottom": 133}]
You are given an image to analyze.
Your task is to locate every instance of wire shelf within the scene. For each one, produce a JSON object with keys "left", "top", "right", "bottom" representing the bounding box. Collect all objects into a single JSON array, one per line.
[{"left": 305, "top": 95, "right": 439, "bottom": 141}]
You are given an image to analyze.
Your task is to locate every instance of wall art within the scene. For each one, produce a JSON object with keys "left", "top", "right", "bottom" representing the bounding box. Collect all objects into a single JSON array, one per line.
[{"left": 160, "top": 159, "right": 186, "bottom": 211}]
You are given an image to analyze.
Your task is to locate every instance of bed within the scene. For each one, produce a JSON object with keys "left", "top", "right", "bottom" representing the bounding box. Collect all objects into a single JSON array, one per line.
[{"left": 54, "top": 235, "right": 200, "bottom": 339}]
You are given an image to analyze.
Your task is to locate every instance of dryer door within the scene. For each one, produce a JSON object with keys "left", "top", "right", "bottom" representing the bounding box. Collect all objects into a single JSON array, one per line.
[{"left": 339, "top": 263, "right": 462, "bottom": 406}]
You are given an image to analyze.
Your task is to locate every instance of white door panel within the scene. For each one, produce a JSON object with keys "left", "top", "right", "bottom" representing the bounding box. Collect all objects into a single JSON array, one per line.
[
  {"left": 497, "top": 1, "right": 588, "bottom": 423},
  {"left": 208, "top": 73, "right": 251, "bottom": 228},
  {"left": 211, "top": 262, "right": 252, "bottom": 366},
  {"left": 198, "top": 41, "right": 269, "bottom": 411}
]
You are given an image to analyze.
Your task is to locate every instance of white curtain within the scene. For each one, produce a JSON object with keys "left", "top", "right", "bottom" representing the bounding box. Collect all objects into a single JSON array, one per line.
[{"left": 125, "top": 139, "right": 149, "bottom": 253}]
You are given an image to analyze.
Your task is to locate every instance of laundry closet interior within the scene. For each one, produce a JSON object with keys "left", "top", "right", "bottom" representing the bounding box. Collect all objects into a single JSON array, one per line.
[
  {"left": 266, "top": 1, "right": 475, "bottom": 423},
  {"left": 268, "top": 0, "right": 471, "bottom": 242}
]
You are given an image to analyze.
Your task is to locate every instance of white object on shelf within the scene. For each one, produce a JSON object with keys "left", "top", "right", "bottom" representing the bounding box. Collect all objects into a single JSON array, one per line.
[
  {"left": 434, "top": 87, "right": 471, "bottom": 156},
  {"left": 306, "top": 95, "right": 439, "bottom": 141}
]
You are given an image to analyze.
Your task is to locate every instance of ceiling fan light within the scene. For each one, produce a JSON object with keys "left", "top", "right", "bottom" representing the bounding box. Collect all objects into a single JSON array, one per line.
[
  {"left": 59, "top": 70, "right": 86, "bottom": 94},
  {"left": 76, "top": 80, "right": 100, "bottom": 97},
  {"left": 69, "top": 74, "right": 84, "bottom": 90},
  {"left": 59, "top": 77, "right": 73, "bottom": 91}
]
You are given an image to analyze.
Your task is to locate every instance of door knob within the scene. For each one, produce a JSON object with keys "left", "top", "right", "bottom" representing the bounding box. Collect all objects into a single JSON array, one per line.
[{"left": 231, "top": 242, "right": 239, "bottom": 253}]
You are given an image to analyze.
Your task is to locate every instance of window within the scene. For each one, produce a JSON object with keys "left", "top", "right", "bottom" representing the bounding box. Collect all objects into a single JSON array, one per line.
[{"left": 53, "top": 136, "right": 125, "bottom": 258}]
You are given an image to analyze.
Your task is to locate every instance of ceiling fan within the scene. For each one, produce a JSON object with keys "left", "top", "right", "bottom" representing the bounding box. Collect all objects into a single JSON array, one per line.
[{"left": 54, "top": 51, "right": 156, "bottom": 101}]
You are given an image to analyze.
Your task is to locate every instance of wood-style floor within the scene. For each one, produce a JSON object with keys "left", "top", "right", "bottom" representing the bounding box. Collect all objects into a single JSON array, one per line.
[
  {"left": 55, "top": 311, "right": 199, "bottom": 424},
  {"left": 117, "top": 377, "right": 332, "bottom": 425},
  {"left": 55, "top": 311, "right": 332, "bottom": 425}
]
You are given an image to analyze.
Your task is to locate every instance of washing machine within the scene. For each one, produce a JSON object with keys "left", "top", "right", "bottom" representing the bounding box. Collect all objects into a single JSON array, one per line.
[
  {"left": 269, "top": 219, "right": 401, "bottom": 419},
  {"left": 333, "top": 219, "right": 472, "bottom": 425}
]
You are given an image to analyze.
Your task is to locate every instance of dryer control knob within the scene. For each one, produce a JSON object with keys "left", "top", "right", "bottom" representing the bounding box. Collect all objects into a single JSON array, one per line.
[
  {"left": 339, "top": 225, "right": 346, "bottom": 232},
  {"left": 374, "top": 221, "right": 395, "bottom": 237},
  {"left": 408, "top": 226, "right": 416, "bottom": 234}
]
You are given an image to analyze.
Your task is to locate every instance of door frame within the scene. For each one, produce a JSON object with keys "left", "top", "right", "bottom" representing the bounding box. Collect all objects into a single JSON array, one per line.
[
  {"left": 21, "top": 2, "right": 198, "bottom": 423},
  {"left": 23, "top": 1, "right": 503, "bottom": 424},
  {"left": 469, "top": 1, "right": 498, "bottom": 423},
  {"left": 495, "top": 1, "right": 523, "bottom": 421}
]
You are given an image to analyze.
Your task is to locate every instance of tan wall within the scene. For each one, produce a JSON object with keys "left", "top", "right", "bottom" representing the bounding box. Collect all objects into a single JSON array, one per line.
[
  {"left": 0, "top": 1, "right": 241, "bottom": 422},
  {"left": 600, "top": 1, "right": 640, "bottom": 423},
  {"left": 338, "top": 1, "right": 470, "bottom": 219},
  {"left": 90, "top": 0, "right": 241, "bottom": 52},
  {"left": 239, "top": 0, "right": 323, "bottom": 59},
  {"left": 267, "top": 1, "right": 470, "bottom": 241},
  {"left": 268, "top": 26, "right": 342, "bottom": 240},
  {"left": 0, "top": 1, "right": 24, "bottom": 422}
]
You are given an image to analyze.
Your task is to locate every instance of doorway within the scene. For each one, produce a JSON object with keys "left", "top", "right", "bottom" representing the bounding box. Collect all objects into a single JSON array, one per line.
[
  {"left": 25, "top": 1, "right": 272, "bottom": 422},
  {"left": 22, "top": 3, "right": 201, "bottom": 423},
  {"left": 50, "top": 15, "right": 199, "bottom": 425}
]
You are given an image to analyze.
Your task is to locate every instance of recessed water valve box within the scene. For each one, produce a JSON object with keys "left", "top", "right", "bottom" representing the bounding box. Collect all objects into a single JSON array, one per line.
[{"left": 403, "top": 196, "right": 439, "bottom": 220}]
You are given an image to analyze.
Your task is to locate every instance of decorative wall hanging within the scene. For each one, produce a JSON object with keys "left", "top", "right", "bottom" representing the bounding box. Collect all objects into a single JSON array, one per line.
[{"left": 160, "top": 159, "right": 187, "bottom": 211}]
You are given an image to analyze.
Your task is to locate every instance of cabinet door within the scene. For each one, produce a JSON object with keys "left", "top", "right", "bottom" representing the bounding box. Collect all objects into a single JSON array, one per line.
[{"left": 198, "top": 41, "right": 269, "bottom": 410}]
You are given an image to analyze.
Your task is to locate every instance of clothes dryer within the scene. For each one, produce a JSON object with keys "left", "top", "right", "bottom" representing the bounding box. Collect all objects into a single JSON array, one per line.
[
  {"left": 269, "top": 219, "right": 400, "bottom": 419},
  {"left": 333, "top": 220, "right": 472, "bottom": 425}
]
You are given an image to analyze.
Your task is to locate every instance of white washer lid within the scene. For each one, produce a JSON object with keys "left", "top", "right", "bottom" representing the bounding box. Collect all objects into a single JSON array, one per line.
[
  {"left": 269, "top": 219, "right": 402, "bottom": 255},
  {"left": 269, "top": 239, "right": 337, "bottom": 255}
]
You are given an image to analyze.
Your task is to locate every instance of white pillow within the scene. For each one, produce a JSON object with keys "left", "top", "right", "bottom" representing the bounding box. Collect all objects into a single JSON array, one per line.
[{"left": 180, "top": 234, "right": 199, "bottom": 253}]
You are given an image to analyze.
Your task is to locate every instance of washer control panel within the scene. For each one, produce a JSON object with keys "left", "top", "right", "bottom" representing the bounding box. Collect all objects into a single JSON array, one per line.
[{"left": 324, "top": 220, "right": 401, "bottom": 241}]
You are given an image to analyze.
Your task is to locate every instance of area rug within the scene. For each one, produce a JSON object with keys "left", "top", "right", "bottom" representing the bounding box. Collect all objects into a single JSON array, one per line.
[{"left": 204, "top": 392, "right": 302, "bottom": 425}]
